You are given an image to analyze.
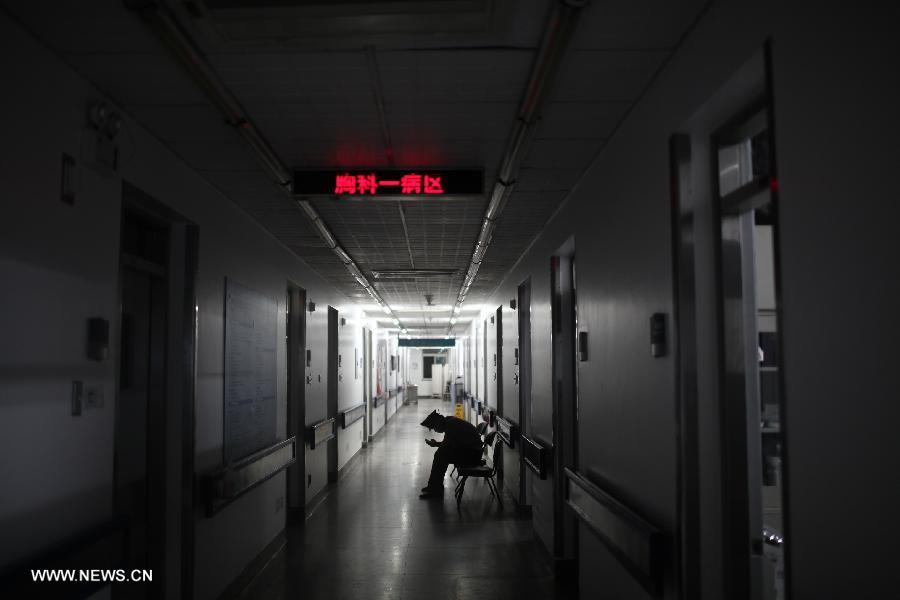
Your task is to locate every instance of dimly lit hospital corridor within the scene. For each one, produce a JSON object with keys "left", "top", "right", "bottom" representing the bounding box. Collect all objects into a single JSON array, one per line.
[
  {"left": 238, "top": 398, "right": 570, "bottom": 600},
  {"left": 1, "top": 1, "right": 899, "bottom": 599}
]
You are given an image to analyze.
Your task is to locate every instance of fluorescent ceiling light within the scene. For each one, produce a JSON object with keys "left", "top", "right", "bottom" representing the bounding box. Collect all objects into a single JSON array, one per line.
[
  {"left": 390, "top": 304, "right": 454, "bottom": 312},
  {"left": 371, "top": 269, "right": 457, "bottom": 279}
]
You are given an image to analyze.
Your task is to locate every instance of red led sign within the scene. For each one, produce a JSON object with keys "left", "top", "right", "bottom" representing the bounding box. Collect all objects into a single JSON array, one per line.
[
  {"left": 292, "top": 169, "right": 483, "bottom": 198},
  {"left": 333, "top": 172, "right": 444, "bottom": 195}
]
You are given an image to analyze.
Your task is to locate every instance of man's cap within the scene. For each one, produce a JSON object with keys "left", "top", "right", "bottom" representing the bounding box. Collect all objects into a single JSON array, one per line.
[{"left": 420, "top": 410, "right": 445, "bottom": 430}]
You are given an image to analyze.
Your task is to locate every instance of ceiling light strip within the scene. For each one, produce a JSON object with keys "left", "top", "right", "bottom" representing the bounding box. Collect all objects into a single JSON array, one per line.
[
  {"left": 449, "top": 0, "right": 586, "bottom": 333},
  {"left": 129, "top": 1, "right": 403, "bottom": 328},
  {"left": 397, "top": 204, "right": 416, "bottom": 269},
  {"left": 365, "top": 46, "right": 395, "bottom": 166}
]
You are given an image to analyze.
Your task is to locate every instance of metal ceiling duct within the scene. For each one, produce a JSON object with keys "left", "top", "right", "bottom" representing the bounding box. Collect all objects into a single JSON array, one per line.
[
  {"left": 450, "top": 0, "right": 587, "bottom": 330},
  {"left": 124, "top": 0, "right": 291, "bottom": 187},
  {"left": 128, "top": 0, "right": 403, "bottom": 325}
]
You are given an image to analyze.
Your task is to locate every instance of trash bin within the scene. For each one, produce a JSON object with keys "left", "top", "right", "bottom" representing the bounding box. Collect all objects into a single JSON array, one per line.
[{"left": 405, "top": 384, "right": 418, "bottom": 405}]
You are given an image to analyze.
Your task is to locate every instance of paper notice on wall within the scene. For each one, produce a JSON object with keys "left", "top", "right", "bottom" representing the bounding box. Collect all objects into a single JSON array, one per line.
[{"left": 224, "top": 279, "right": 277, "bottom": 463}]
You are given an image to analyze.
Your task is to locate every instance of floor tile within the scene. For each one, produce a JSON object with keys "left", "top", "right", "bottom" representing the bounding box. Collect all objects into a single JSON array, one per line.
[{"left": 238, "top": 399, "right": 574, "bottom": 600}]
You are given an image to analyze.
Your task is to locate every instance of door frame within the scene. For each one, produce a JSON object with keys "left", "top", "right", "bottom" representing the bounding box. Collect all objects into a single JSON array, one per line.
[
  {"left": 550, "top": 241, "right": 578, "bottom": 571},
  {"left": 670, "top": 43, "right": 792, "bottom": 600},
  {"left": 483, "top": 319, "right": 488, "bottom": 407},
  {"left": 286, "top": 284, "right": 307, "bottom": 512},
  {"left": 117, "top": 182, "right": 198, "bottom": 599},
  {"left": 495, "top": 306, "right": 503, "bottom": 416},
  {"left": 517, "top": 278, "right": 533, "bottom": 508},
  {"left": 326, "top": 307, "right": 339, "bottom": 482}
]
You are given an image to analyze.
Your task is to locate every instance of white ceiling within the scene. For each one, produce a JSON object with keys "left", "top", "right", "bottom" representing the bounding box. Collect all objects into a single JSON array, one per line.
[{"left": 1, "top": 0, "right": 708, "bottom": 335}]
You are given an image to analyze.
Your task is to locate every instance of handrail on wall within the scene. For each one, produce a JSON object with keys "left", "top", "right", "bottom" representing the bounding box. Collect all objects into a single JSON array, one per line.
[
  {"left": 205, "top": 437, "right": 297, "bottom": 517},
  {"left": 341, "top": 403, "right": 366, "bottom": 429},
  {"left": 308, "top": 418, "right": 336, "bottom": 449},
  {"left": 520, "top": 434, "right": 551, "bottom": 479},
  {"left": 496, "top": 415, "right": 519, "bottom": 447},
  {"left": 564, "top": 468, "right": 664, "bottom": 597}
]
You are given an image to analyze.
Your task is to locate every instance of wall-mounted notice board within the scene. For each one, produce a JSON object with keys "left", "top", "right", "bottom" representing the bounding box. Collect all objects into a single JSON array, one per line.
[{"left": 224, "top": 279, "right": 277, "bottom": 463}]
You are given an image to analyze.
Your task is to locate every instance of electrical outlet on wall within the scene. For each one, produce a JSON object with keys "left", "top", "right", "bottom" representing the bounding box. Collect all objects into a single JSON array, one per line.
[{"left": 275, "top": 496, "right": 284, "bottom": 512}]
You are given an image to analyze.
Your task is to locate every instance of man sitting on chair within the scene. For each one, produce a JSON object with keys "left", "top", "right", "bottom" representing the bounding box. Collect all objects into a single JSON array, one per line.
[{"left": 419, "top": 410, "right": 483, "bottom": 499}]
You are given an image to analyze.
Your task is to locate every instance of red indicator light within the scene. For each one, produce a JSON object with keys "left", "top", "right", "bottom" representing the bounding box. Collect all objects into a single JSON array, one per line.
[{"left": 769, "top": 177, "right": 779, "bottom": 193}]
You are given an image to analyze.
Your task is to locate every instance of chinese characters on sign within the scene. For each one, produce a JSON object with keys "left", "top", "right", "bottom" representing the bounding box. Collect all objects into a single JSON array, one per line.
[
  {"left": 292, "top": 169, "right": 482, "bottom": 197},
  {"left": 333, "top": 172, "right": 445, "bottom": 195}
]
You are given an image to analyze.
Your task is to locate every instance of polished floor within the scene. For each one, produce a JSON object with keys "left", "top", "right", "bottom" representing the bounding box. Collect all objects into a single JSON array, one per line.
[{"left": 239, "top": 399, "right": 575, "bottom": 600}]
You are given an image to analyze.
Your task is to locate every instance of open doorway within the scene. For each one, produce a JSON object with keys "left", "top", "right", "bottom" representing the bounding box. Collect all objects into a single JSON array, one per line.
[
  {"left": 671, "top": 47, "right": 788, "bottom": 600},
  {"left": 116, "top": 183, "right": 197, "bottom": 599},
  {"left": 713, "top": 100, "right": 786, "bottom": 600}
]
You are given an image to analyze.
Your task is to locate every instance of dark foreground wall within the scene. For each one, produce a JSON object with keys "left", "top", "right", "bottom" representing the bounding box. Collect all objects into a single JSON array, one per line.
[{"left": 465, "top": 2, "right": 900, "bottom": 598}]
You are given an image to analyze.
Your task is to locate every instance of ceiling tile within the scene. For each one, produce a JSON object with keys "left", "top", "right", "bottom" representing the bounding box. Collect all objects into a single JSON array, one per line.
[
  {"left": 523, "top": 139, "right": 603, "bottom": 171},
  {"left": 573, "top": 0, "right": 709, "bottom": 50},
  {"left": 551, "top": 50, "right": 668, "bottom": 103},
  {"left": 537, "top": 101, "right": 631, "bottom": 140}
]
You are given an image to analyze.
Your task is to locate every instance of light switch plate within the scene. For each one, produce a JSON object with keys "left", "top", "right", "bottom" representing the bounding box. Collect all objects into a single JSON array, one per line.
[{"left": 71, "top": 381, "right": 83, "bottom": 416}]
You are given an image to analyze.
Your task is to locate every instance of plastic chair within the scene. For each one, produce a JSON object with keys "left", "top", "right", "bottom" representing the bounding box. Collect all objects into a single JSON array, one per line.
[
  {"left": 450, "top": 422, "right": 489, "bottom": 480},
  {"left": 455, "top": 431, "right": 503, "bottom": 508}
]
